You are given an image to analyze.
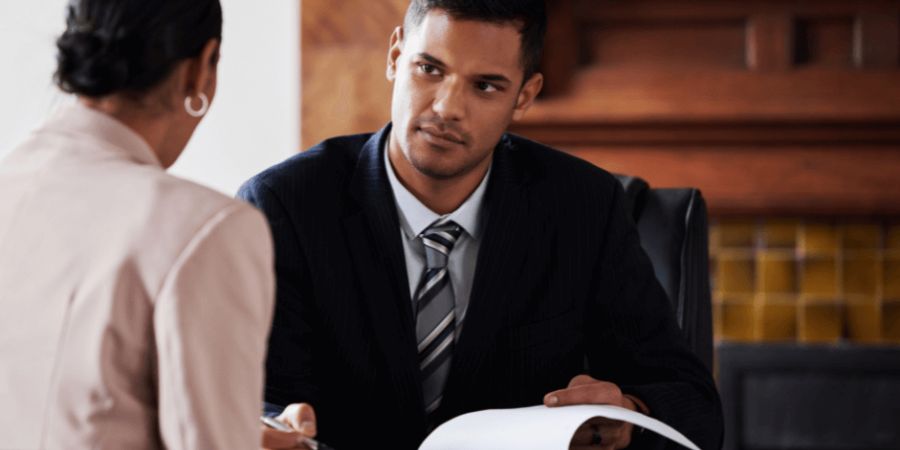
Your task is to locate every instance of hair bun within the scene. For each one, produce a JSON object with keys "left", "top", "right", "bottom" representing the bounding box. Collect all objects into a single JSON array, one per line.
[
  {"left": 53, "top": 0, "right": 222, "bottom": 99},
  {"left": 55, "top": 28, "right": 131, "bottom": 97}
]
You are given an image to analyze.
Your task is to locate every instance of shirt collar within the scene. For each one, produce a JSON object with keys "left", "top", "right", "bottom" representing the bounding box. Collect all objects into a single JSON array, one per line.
[{"left": 383, "top": 137, "right": 490, "bottom": 241}]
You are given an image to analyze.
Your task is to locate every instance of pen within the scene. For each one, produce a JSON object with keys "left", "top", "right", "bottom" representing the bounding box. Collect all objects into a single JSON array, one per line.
[{"left": 260, "top": 416, "right": 337, "bottom": 450}]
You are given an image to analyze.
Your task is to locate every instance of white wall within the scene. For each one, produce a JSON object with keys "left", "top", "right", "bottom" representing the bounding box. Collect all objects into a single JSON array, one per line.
[
  {"left": 0, "top": 0, "right": 299, "bottom": 196},
  {"left": 0, "top": 0, "right": 67, "bottom": 158}
]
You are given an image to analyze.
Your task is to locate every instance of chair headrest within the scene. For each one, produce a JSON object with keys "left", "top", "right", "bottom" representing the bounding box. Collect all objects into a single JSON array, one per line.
[{"left": 613, "top": 173, "right": 650, "bottom": 221}]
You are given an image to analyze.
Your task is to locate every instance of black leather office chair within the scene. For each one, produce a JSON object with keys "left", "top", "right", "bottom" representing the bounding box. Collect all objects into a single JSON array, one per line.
[{"left": 614, "top": 174, "right": 713, "bottom": 371}]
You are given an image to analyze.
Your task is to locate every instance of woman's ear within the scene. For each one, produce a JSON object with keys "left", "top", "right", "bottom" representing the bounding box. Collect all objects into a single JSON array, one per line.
[{"left": 185, "top": 39, "right": 220, "bottom": 100}]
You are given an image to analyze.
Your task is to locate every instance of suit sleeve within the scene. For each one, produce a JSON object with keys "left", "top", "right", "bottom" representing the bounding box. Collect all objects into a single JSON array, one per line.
[
  {"left": 586, "top": 179, "right": 724, "bottom": 450},
  {"left": 153, "top": 204, "right": 275, "bottom": 450},
  {"left": 237, "top": 179, "right": 322, "bottom": 410}
]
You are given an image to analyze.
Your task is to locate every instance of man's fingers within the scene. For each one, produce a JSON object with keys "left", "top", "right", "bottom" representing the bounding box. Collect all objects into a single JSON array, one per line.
[
  {"left": 570, "top": 423, "right": 596, "bottom": 445},
  {"left": 277, "top": 403, "right": 317, "bottom": 437},
  {"left": 260, "top": 426, "right": 306, "bottom": 449},
  {"left": 569, "top": 421, "right": 627, "bottom": 450},
  {"left": 568, "top": 374, "right": 598, "bottom": 388},
  {"left": 546, "top": 376, "right": 633, "bottom": 449},
  {"left": 545, "top": 381, "right": 623, "bottom": 407}
]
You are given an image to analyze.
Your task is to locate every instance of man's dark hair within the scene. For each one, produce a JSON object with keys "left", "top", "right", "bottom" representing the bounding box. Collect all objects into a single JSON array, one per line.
[{"left": 403, "top": 0, "right": 547, "bottom": 82}]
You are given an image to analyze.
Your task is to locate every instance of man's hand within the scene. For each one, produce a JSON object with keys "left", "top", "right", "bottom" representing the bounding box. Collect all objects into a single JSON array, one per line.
[
  {"left": 261, "top": 403, "right": 318, "bottom": 450},
  {"left": 544, "top": 375, "right": 645, "bottom": 450}
]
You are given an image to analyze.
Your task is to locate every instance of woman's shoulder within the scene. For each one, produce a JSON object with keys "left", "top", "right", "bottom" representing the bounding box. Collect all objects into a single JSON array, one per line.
[
  {"left": 142, "top": 170, "right": 266, "bottom": 236},
  {"left": 118, "top": 170, "right": 271, "bottom": 288}
]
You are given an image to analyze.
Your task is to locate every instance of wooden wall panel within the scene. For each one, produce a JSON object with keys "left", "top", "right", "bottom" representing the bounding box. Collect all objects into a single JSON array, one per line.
[
  {"left": 512, "top": 0, "right": 900, "bottom": 216},
  {"left": 517, "top": 69, "right": 900, "bottom": 122},
  {"left": 301, "top": 0, "right": 900, "bottom": 216},
  {"left": 568, "top": 146, "right": 900, "bottom": 216},
  {"left": 576, "top": 1, "right": 899, "bottom": 21},
  {"left": 854, "top": 11, "right": 900, "bottom": 67},
  {"left": 746, "top": 13, "right": 794, "bottom": 70},
  {"left": 797, "top": 17, "right": 855, "bottom": 67},
  {"left": 301, "top": 0, "right": 404, "bottom": 147},
  {"left": 302, "top": 0, "right": 406, "bottom": 45},
  {"left": 588, "top": 22, "right": 747, "bottom": 69}
]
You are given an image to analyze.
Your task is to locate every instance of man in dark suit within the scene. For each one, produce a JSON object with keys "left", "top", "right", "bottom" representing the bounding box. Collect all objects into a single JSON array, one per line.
[{"left": 239, "top": 1, "right": 723, "bottom": 449}]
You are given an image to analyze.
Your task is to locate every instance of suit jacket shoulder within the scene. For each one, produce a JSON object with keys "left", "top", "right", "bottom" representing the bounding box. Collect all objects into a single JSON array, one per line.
[
  {"left": 243, "top": 133, "right": 372, "bottom": 197},
  {"left": 500, "top": 133, "right": 624, "bottom": 225}
]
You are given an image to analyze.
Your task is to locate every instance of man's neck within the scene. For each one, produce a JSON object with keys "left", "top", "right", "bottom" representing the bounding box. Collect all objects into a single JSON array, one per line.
[{"left": 387, "top": 140, "right": 491, "bottom": 216}]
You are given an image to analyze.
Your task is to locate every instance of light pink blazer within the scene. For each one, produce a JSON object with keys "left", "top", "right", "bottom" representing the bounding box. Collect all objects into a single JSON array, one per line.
[{"left": 0, "top": 103, "right": 275, "bottom": 449}]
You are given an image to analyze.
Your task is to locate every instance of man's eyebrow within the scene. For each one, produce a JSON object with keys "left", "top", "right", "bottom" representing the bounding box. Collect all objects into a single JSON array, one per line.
[
  {"left": 416, "top": 53, "right": 513, "bottom": 85},
  {"left": 476, "top": 74, "right": 512, "bottom": 85},
  {"left": 417, "top": 53, "right": 446, "bottom": 68}
]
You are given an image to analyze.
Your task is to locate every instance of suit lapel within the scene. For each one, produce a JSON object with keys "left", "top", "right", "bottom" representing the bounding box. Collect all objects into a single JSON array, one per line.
[
  {"left": 443, "top": 135, "right": 533, "bottom": 411},
  {"left": 341, "top": 130, "right": 536, "bottom": 420},
  {"left": 341, "top": 125, "right": 425, "bottom": 415}
]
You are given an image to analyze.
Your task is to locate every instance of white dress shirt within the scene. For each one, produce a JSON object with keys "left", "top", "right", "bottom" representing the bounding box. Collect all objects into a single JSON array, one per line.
[{"left": 383, "top": 140, "right": 490, "bottom": 324}]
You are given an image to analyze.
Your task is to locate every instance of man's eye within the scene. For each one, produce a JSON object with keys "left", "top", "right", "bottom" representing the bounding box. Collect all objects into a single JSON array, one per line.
[
  {"left": 419, "top": 64, "right": 439, "bottom": 75},
  {"left": 476, "top": 81, "right": 498, "bottom": 93}
]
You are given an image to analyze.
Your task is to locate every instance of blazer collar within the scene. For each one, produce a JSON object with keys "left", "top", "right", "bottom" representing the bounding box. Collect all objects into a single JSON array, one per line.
[
  {"left": 343, "top": 124, "right": 427, "bottom": 425},
  {"left": 441, "top": 133, "right": 535, "bottom": 415},
  {"left": 43, "top": 101, "right": 162, "bottom": 168},
  {"left": 345, "top": 125, "right": 535, "bottom": 421}
]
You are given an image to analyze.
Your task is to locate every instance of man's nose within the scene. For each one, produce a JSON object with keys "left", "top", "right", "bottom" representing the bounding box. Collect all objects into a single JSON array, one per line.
[{"left": 431, "top": 77, "right": 466, "bottom": 122}]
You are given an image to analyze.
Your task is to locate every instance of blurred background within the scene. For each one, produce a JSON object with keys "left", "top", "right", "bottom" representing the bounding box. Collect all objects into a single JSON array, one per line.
[
  {"left": 2, "top": 1, "right": 899, "bottom": 449},
  {"left": 0, "top": 0, "right": 299, "bottom": 194}
]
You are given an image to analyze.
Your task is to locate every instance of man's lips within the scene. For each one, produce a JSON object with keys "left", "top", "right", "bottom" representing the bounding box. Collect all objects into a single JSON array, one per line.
[{"left": 418, "top": 125, "right": 465, "bottom": 146}]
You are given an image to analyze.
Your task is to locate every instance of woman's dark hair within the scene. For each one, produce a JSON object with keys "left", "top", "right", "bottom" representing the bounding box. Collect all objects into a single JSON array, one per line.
[
  {"left": 403, "top": 0, "right": 546, "bottom": 82},
  {"left": 54, "top": 0, "right": 223, "bottom": 98}
]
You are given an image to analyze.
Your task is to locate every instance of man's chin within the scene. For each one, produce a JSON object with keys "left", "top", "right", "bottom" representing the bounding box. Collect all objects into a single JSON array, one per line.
[
  {"left": 412, "top": 162, "right": 464, "bottom": 181},
  {"left": 407, "top": 152, "right": 470, "bottom": 180},
  {"left": 404, "top": 142, "right": 486, "bottom": 181}
]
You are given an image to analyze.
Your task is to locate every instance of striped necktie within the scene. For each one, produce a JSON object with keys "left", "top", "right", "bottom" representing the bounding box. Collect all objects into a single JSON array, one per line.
[{"left": 415, "top": 220, "right": 463, "bottom": 417}]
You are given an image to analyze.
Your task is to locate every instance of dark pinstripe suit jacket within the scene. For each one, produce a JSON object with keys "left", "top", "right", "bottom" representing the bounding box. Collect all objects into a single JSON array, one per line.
[{"left": 238, "top": 124, "right": 723, "bottom": 450}]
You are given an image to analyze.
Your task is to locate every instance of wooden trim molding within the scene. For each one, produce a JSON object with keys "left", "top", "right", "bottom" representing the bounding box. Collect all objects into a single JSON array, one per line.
[
  {"left": 562, "top": 145, "right": 900, "bottom": 216},
  {"left": 298, "top": 0, "right": 900, "bottom": 216},
  {"left": 515, "top": 0, "right": 900, "bottom": 217}
]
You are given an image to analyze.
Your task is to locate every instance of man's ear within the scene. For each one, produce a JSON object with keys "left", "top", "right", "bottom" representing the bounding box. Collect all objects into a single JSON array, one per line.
[
  {"left": 512, "top": 72, "right": 544, "bottom": 121},
  {"left": 386, "top": 26, "right": 404, "bottom": 81}
]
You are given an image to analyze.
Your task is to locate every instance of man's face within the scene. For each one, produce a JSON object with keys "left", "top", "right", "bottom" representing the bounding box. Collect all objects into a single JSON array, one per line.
[{"left": 387, "top": 10, "right": 541, "bottom": 180}]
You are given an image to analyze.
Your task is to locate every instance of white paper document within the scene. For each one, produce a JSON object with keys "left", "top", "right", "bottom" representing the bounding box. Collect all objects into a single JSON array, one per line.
[{"left": 419, "top": 404, "right": 700, "bottom": 450}]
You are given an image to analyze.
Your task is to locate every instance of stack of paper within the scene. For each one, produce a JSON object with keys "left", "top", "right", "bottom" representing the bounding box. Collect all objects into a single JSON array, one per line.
[{"left": 419, "top": 405, "right": 700, "bottom": 450}]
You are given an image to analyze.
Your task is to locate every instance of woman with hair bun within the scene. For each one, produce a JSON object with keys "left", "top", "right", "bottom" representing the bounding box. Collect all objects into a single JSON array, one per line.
[{"left": 0, "top": 1, "right": 311, "bottom": 448}]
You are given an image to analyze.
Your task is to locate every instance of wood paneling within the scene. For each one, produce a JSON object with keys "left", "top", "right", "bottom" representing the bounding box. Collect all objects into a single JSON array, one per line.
[
  {"left": 854, "top": 11, "right": 900, "bottom": 67},
  {"left": 540, "top": 0, "right": 578, "bottom": 96},
  {"left": 302, "top": 48, "right": 392, "bottom": 145},
  {"left": 746, "top": 13, "right": 794, "bottom": 70},
  {"left": 301, "top": 0, "right": 900, "bottom": 216},
  {"left": 517, "top": 123, "right": 900, "bottom": 147},
  {"left": 515, "top": 0, "right": 900, "bottom": 216},
  {"left": 796, "top": 18, "right": 855, "bottom": 67},
  {"left": 577, "top": 1, "right": 899, "bottom": 21},
  {"left": 302, "top": 0, "right": 406, "bottom": 45},
  {"left": 587, "top": 22, "right": 747, "bottom": 70},
  {"left": 567, "top": 146, "right": 900, "bottom": 216},
  {"left": 514, "top": 69, "right": 900, "bottom": 122},
  {"left": 301, "top": 0, "right": 404, "bottom": 147}
]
